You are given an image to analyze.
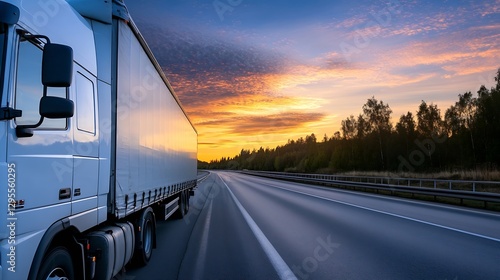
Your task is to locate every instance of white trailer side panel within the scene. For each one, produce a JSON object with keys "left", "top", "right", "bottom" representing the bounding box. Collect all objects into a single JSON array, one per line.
[{"left": 115, "top": 20, "right": 197, "bottom": 218}]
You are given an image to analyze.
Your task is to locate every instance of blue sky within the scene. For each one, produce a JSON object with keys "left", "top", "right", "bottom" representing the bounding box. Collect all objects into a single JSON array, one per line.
[{"left": 126, "top": 0, "right": 500, "bottom": 161}]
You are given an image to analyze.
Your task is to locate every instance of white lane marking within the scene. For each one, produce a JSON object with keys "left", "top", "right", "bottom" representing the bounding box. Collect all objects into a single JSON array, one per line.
[
  {"left": 218, "top": 174, "right": 298, "bottom": 280},
  {"left": 192, "top": 199, "right": 213, "bottom": 280},
  {"left": 260, "top": 182, "right": 500, "bottom": 243}
]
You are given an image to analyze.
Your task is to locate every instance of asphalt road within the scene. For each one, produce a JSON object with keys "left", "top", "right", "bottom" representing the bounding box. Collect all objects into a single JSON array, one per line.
[{"left": 124, "top": 171, "right": 500, "bottom": 280}]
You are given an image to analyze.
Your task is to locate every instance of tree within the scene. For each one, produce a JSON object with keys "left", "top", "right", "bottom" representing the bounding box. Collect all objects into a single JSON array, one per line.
[
  {"left": 416, "top": 100, "right": 443, "bottom": 137},
  {"left": 495, "top": 68, "right": 500, "bottom": 92},
  {"left": 333, "top": 131, "right": 341, "bottom": 140},
  {"left": 362, "top": 97, "right": 393, "bottom": 133},
  {"left": 341, "top": 115, "right": 357, "bottom": 140},
  {"left": 356, "top": 114, "right": 370, "bottom": 139},
  {"left": 456, "top": 92, "right": 477, "bottom": 162},
  {"left": 416, "top": 101, "right": 444, "bottom": 167},
  {"left": 444, "top": 105, "right": 461, "bottom": 137},
  {"left": 475, "top": 68, "right": 500, "bottom": 162},
  {"left": 395, "top": 112, "right": 416, "bottom": 156},
  {"left": 306, "top": 133, "right": 317, "bottom": 144},
  {"left": 362, "top": 97, "right": 392, "bottom": 168},
  {"left": 396, "top": 112, "right": 416, "bottom": 136},
  {"left": 456, "top": 92, "right": 476, "bottom": 128}
]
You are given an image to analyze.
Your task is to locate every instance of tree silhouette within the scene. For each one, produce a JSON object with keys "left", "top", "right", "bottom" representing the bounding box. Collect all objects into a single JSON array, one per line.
[
  {"left": 341, "top": 115, "right": 357, "bottom": 140},
  {"left": 362, "top": 97, "right": 392, "bottom": 169},
  {"left": 396, "top": 112, "right": 416, "bottom": 158},
  {"left": 202, "top": 68, "right": 500, "bottom": 174}
]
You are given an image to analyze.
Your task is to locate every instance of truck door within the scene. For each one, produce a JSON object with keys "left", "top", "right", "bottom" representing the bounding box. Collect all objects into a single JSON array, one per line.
[
  {"left": 71, "top": 67, "right": 99, "bottom": 218},
  {"left": 6, "top": 33, "right": 73, "bottom": 227}
]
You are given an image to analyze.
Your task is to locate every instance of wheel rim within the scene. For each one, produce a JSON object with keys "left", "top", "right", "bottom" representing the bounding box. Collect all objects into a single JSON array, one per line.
[
  {"left": 46, "top": 268, "right": 69, "bottom": 280},
  {"left": 143, "top": 218, "right": 153, "bottom": 258}
]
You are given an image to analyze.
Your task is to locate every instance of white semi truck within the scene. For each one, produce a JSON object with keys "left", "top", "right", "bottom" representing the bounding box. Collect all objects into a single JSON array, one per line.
[{"left": 0, "top": 0, "right": 198, "bottom": 279}]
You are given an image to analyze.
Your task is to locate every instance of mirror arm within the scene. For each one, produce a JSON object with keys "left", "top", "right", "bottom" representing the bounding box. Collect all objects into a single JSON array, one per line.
[
  {"left": 17, "top": 30, "right": 50, "bottom": 44},
  {"left": 15, "top": 117, "right": 45, "bottom": 138},
  {"left": 14, "top": 87, "right": 49, "bottom": 138}
]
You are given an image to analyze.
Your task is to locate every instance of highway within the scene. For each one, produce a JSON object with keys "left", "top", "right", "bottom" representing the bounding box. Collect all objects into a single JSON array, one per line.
[{"left": 125, "top": 171, "right": 500, "bottom": 280}]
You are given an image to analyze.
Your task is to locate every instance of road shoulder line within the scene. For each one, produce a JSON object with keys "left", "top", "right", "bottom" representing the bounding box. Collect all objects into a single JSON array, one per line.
[{"left": 218, "top": 174, "right": 298, "bottom": 280}]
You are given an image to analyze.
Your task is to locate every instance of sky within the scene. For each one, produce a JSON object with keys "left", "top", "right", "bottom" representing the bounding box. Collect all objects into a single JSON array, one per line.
[{"left": 125, "top": 0, "right": 500, "bottom": 162}]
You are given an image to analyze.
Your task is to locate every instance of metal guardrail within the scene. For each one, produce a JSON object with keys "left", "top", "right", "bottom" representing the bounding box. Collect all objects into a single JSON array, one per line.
[
  {"left": 242, "top": 171, "right": 500, "bottom": 193},
  {"left": 241, "top": 171, "right": 500, "bottom": 209}
]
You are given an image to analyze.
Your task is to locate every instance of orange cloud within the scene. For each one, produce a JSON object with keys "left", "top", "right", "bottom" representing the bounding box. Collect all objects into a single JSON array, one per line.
[
  {"left": 168, "top": 67, "right": 333, "bottom": 161},
  {"left": 148, "top": 1, "right": 499, "bottom": 162}
]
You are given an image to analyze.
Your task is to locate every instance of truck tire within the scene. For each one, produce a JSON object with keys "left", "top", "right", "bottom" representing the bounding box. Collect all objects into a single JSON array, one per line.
[
  {"left": 37, "top": 246, "right": 74, "bottom": 280},
  {"left": 133, "top": 208, "right": 155, "bottom": 266},
  {"left": 184, "top": 190, "right": 190, "bottom": 214},
  {"left": 174, "top": 191, "right": 187, "bottom": 219}
]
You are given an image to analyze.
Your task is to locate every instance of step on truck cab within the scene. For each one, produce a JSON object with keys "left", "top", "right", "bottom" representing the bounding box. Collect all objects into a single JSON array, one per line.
[{"left": 0, "top": 1, "right": 198, "bottom": 279}]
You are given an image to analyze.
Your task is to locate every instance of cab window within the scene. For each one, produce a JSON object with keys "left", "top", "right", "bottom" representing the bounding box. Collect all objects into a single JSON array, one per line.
[{"left": 15, "top": 37, "right": 66, "bottom": 129}]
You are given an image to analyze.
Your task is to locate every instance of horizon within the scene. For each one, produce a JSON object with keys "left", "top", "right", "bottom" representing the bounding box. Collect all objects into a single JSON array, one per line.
[{"left": 126, "top": 0, "right": 500, "bottom": 162}]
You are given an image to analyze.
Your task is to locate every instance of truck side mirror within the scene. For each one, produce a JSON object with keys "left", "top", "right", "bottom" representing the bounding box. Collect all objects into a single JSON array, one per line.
[
  {"left": 16, "top": 96, "right": 74, "bottom": 137},
  {"left": 0, "top": 2, "right": 20, "bottom": 25},
  {"left": 40, "top": 96, "right": 74, "bottom": 119},
  {"left": 42, "top": 43, "right": 73, "bottom": 87}
]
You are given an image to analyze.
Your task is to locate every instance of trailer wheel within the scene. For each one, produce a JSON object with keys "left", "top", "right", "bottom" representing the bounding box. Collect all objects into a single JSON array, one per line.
[
  {"left": 133, "top": 208, "right": 155, "bottom": 266},
  {"left": 174, "top": 191, "right": 186, "bottom": 219},
  {"left": 184, "top": 190, "right": 190, "bottom": 214},
  {"left": 37, "top": 247, "right": 74, "bottom": 280}
]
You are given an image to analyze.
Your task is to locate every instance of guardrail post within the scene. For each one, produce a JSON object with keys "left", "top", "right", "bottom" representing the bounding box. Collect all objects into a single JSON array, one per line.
[
  {"left": 449, "top": 181, "right": 452, "bottom": 190},
  {"left": 434, "top": 181, "right": 436, "bottom": 189},
  {"left": 472, "top": 182, "right": 475, "bottom": 192}
]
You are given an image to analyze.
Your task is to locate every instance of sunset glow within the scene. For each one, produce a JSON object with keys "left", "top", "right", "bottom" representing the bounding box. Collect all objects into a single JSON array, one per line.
[{"left": 126, "top": 0, "right": 500, "bottom": 162}]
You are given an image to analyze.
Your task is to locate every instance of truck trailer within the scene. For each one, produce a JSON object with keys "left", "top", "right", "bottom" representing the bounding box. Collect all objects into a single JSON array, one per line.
[{"left": 0, "top": 0, "right": 198, "bottom": 279}]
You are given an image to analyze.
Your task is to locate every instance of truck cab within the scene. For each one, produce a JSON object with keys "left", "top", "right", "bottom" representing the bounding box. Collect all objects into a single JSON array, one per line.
[{"left": 0, "top": 1, "right": 108, "bottom": 278}]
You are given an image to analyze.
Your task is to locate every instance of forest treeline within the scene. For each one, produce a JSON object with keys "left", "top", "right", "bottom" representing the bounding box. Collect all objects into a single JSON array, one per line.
[{"left": 200, "top": 68, "right": 500, "bottom": 173}]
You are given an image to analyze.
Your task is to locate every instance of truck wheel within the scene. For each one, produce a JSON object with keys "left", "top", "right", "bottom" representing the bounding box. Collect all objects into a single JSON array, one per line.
[
  {"left": 184, "top": 190, "right": 190, "bottom": 214},
  {"left": 133, "top": 208, "right": 155, "bottom": 266},
  {"left": 37, "top": 247, "right": 74, "bottom": 280},
  {"left": 174, "top": 191, "right": 186, "bottom": 219}
]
